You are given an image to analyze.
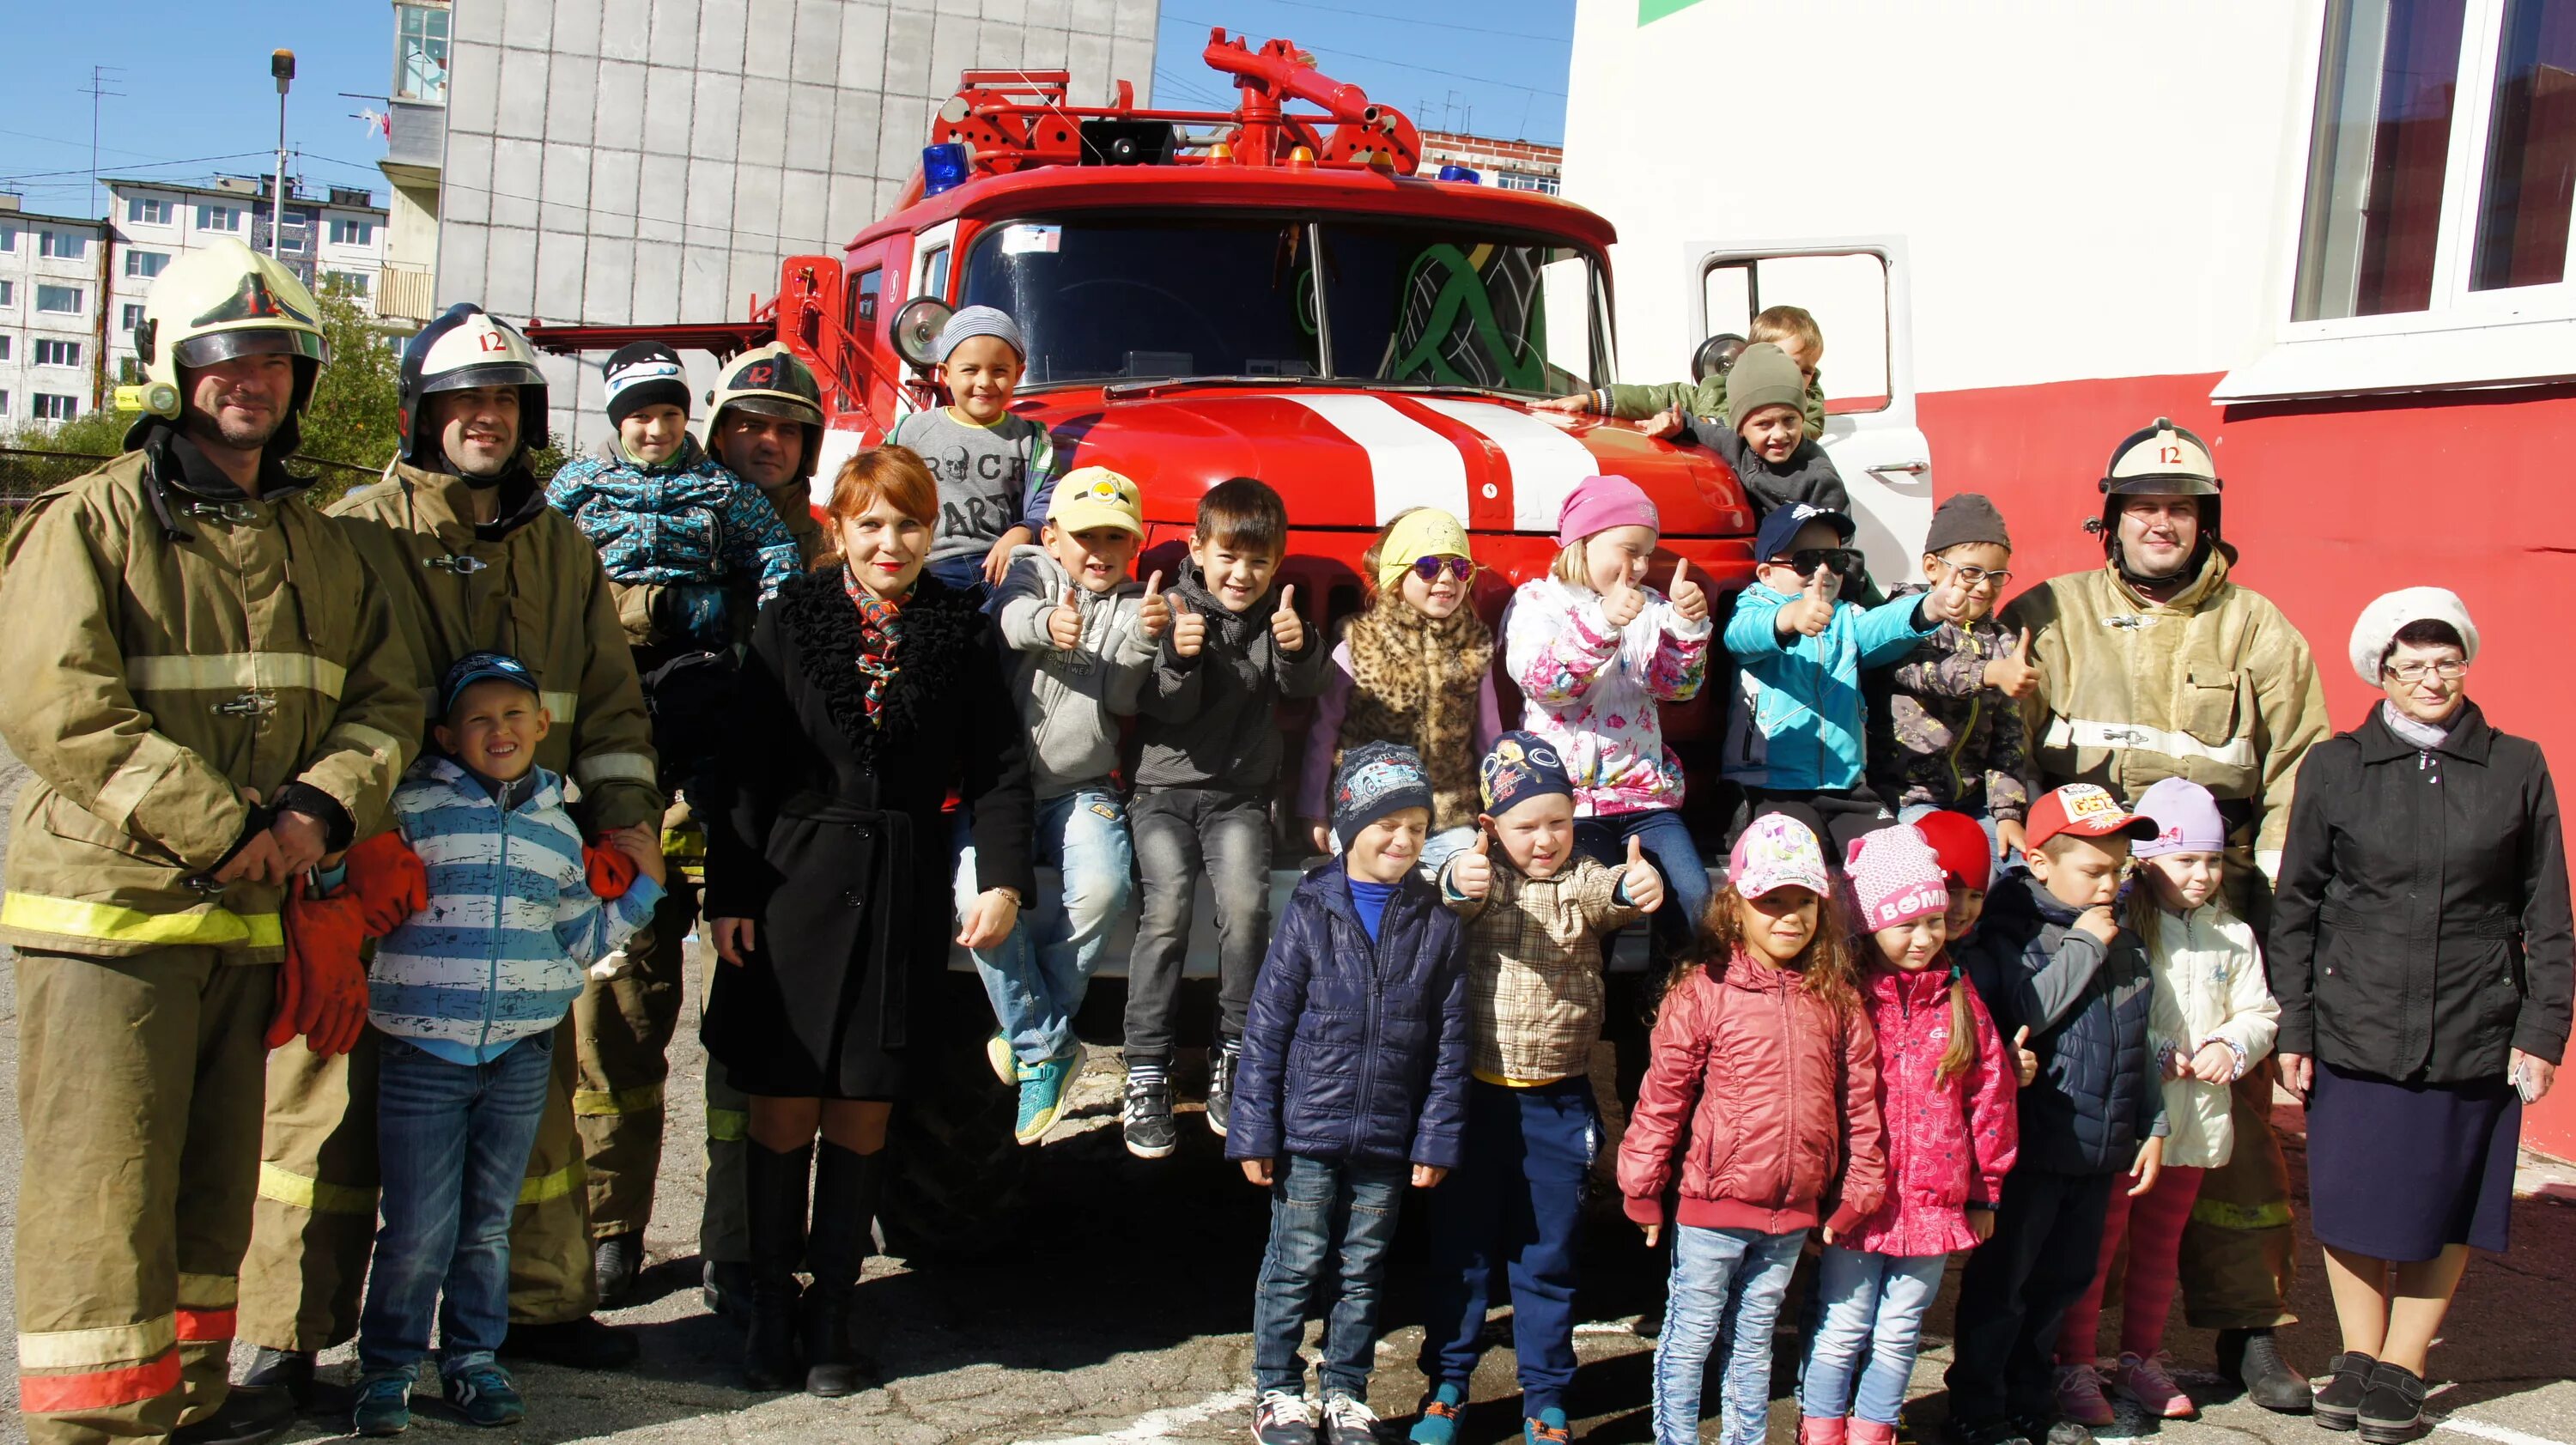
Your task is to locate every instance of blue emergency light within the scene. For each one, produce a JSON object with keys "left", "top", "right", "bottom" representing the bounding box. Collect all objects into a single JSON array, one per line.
[
  {"left": 922, "top": 143, "right": 971, "bottom": 196},
  {"left": 1437, "top": 163, "right": 1482, "bottom": 184}
]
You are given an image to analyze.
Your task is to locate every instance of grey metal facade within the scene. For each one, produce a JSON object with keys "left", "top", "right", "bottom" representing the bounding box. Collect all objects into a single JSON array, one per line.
[{"left": 435, "top": 0, "right": 1160, "bottom": 447}]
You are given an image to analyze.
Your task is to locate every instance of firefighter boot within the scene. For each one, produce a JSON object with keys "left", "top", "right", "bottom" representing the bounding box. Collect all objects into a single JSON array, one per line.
[
  {"left": 801, "top": 1143, "right": 886, "bottom": 1398},
  {"left": 743, "top": 1141, "right": 811, "bottom": 1393}
]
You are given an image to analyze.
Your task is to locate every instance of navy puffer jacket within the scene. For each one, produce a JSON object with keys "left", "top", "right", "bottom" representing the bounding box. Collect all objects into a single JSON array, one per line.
[
  {"left": 1227, "top": 865, "right": 1472, "bottom": 1170},
  {"left": 1959, "top": 874, "right": 2166, "bottom": 1174}
]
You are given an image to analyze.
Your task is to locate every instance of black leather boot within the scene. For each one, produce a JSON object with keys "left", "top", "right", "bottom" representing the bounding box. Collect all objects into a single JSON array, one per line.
[
  {"left": 743, "top": 1141, "right": 812, "bottom": 1392},
  {"left": 2316, "top": 1350, "right": 2378, "bottom": 1431},
  {"left": 2219, "top": 1327, "right": 2316, "bottom": 1413},
  {"left": 799, "top": 1141, "right": 886, "bottom": 1398}
]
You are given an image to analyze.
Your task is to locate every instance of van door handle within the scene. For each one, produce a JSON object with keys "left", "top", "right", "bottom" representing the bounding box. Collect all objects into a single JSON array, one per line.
[{"left": 1868, "top": 460, "right": 1930, "bottom": 475}]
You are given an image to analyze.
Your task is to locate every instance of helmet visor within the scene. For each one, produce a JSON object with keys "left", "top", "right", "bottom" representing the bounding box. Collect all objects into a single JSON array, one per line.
[
  {"left": 173, "top": 326, "right": 329, "bottom": 370},
  {"left": 720, "top": 393, "right": 824, "bottom": 427},
  {"left": 419, "top": 361, "right": 549, "bottom": 395}
]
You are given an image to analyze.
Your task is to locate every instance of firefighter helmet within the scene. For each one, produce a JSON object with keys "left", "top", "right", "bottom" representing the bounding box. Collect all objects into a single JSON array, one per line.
[
  {"left": 123, "top": 237, "right": 330, "bottom": 451},
  {"left": 398, "top": 303, "right": 550, "bottom": 469},
  {"left": 706, "top": 343, "right": 826, "bottom": 481},
  {"left": 2091, "top": 416, "right": 2223, "bottom": 557}
]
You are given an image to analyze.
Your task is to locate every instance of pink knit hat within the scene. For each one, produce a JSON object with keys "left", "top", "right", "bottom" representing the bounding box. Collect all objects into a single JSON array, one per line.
[
  {"left": 1729, "top": 812, "right": 1830, "bottom": 900},
  {"left": 1844, "top": 824, "right": 1950, "bottom": 932},
  {"left": 1555, "top": 474, "right": 1660, "bottom": 548}
]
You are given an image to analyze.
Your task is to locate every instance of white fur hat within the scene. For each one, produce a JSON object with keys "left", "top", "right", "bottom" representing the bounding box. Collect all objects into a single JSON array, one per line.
[{"left": 2348, "top": 586, "right": 2479, "bottom": 686}]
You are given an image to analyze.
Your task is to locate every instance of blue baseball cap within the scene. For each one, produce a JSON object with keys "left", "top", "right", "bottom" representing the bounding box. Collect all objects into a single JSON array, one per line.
[
  {"left": 1753, "top": 501, "right": 1856, "bottom": 564},
  {"left": 439, "top": 650, "right": 543, "bottom": 718}
]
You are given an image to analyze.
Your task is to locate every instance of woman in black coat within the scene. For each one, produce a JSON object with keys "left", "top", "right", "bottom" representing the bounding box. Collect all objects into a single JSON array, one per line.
[
  {"left": 700, "top": 445, "right": 1034, "bottom": 1398},
  {"left": 2269, "top": 587, "right": 2571, "bottom": 1443}
]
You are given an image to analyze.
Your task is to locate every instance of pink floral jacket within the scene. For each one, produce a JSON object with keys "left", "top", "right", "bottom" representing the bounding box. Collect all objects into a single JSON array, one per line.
[{"left": 1502, "top": 577, "right": 1711, "bottom": 817}]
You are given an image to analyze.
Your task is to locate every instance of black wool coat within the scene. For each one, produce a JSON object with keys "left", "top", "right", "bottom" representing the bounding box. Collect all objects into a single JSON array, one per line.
[
  {"left": 2269, "top": 701, "right": 2574, "bottom": 1084},
  {"left": 699, "top": 568, "right": 1034, "bottom": 1098}
]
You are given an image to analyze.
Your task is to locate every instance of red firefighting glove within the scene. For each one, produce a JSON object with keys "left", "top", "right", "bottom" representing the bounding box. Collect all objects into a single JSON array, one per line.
[
  {"left": 585, "top": 832, "right": 639, "bottom": 900},
  {"left": 271, "top": 877, "right": 372, "bottom": 1055},
  {"left": 340, "top": 831, "right": 428, "bottom": 938}
]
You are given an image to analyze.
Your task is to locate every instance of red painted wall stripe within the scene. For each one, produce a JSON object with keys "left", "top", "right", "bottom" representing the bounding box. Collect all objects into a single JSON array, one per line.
[{"left": 20, "top": 1351, "right": 182, "bottom": 1413}]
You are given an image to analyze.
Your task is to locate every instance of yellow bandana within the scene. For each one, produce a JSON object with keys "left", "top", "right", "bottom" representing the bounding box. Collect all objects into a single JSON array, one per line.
[{"left": 1376, "top": 507, "right": 1473, "bottom": 592}]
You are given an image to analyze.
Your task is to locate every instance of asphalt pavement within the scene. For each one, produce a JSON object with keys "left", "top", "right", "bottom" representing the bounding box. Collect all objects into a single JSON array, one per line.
[{"left": 0, "top": 738, "right": 2571, "bottom": 1444}]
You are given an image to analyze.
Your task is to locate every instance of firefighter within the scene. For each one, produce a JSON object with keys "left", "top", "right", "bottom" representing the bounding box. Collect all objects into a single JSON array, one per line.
[
  {"left": 0, "top": 237, "right": 421, "bottom": 1445},
  {"left": 684, "top": 341, "right": 834, "bottom": 1316},
  {"left": 229, "top": 302, "right": 664, "bottom": 1394},
  {"left": 2001, "top": 417, "right": 2330, "bottom": 1414}
]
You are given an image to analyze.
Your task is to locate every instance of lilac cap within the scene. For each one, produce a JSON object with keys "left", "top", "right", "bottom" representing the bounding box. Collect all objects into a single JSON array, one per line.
[
  {"left": 1728, "top": 811, "right": 1831, "bottom": 901},
  {"left": 2132, "top": 776, "right": 2227, "bottom": 859},
  {"left": 1555, "top": 474, "right": 1659, "bottom": 549}
]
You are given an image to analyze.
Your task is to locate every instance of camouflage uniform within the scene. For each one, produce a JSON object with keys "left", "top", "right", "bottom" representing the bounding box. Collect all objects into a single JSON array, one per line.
[{"left": 1864, "top": 584, "right": 2034, "bottom": 823}]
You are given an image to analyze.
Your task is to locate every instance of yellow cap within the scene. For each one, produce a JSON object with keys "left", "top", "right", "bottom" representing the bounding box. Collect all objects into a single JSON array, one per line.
[
  {"left": 1047, "top": 466, "right": 1145, "bottom": 538},
  {"left": 1376, "top": 507, "right": 1473, "bottom": 592}
]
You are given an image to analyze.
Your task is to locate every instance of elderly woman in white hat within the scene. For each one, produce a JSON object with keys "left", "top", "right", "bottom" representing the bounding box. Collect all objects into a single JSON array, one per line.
[{"left": 2266, "top": 587, "right": 2571, "bottom": 1443}]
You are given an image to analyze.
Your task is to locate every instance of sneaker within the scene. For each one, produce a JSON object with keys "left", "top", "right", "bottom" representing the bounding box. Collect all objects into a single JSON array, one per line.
[
  {"left": 2054, "top": 1365, "right": 2117, "bottom": 1429},
  {"left": 1523, "top": 1406, "right": 1572, "bottom": 1445},
  {"left": 1207, "top": 1038, "right": 1242, "bottom": 1137},
  {"left": 1255, "top": 1388, "right": 1318, "bottom": 1445},
  {"left": 1408, "top": 1383, "right": 1467, "bottom": 1445},
  {"left": 2114, "top": 1351, "right": 2196, "bottom": 1420},
  {"left": 1323, "top": 1393, "right": 1383, "bottom": 1445},
  {"left": 443, "top": 1364, "right": 527, "bottom": 1428},
  {"left": 987, "top": 1032, "right": 1026, "bottom": 1086},
  {"left": 2316, "top": 1351, "right": 2379, "bottom": 1432},
  {"left": 350, "top": 1375, "right": 412, "bottom": 1437},
  {"left": 1016, "top": 1042, "right": 1088, "bottom": 1144},
  {"left": 1123, "top": 1071, "right": 1176, "bottom": 1159}
]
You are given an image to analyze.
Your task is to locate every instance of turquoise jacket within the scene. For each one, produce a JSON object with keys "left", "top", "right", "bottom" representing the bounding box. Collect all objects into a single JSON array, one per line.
[{"left": 1722, "top": 586, "right": 1936, "bottom": 793}]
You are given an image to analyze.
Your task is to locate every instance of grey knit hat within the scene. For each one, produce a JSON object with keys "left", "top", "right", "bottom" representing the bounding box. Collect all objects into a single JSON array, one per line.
[
  {"left": 1332, "top": 741, "right": 1434, "bottom": 851},
  {"left": 935, "top": 305, "right": 1026, "bottom": 364},
  {"left": 1923, "top": 492, "right": 2013, "bottom": 555},
  {"left": 1724, "top": 342, "right": 1807, "bottom": 431}
]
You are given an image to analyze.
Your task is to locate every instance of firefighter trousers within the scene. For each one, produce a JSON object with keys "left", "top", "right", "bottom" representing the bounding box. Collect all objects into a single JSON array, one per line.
[
  {"left": 700, "top": 1056, "right": 750, "bottom": 1265},
  {"left": 573, "top": 877, "right": 693, "bottom": 1239},
  {"left": 235, "top": 1018, "right": 598, "bottom": 1352},
  {"left": 14, "top": 948, "right": 270, "bottom": 1445},
  {"left": 2178, "top": 1070, "right": 2301, "bottom": 1331}
]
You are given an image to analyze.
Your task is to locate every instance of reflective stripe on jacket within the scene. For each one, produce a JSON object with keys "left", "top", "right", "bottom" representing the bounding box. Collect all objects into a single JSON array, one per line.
[
  {"left": 0, "top": 441, "right": 421, "bottom": 959},
  {"left": 330, "top": 461, "right": 662, "bottom": 831}
]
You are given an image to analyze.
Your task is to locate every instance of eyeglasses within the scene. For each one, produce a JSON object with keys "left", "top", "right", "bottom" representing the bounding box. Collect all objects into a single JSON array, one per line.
[
  {"left": 1410, "top": 555, "right": 1475, "bottom": 582},
  {"left": 1935, "top": 561, "right": 2013, "bottom": 591},
  {"left": 2384, "top": 659, "right": 2468, "bottom": 683},
  {"left": 1770, "top": 547, "right": 1863, "bottom": 578}
]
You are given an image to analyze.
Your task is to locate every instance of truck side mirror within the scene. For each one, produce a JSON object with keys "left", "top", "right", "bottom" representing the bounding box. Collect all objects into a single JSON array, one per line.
[{"left": 890, "top": 295, "right": 956, "bottom": 370}]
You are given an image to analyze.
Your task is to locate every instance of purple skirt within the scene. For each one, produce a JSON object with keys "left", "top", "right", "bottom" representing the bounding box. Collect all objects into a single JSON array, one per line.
[{"left": 2306, "top": 1060, "right": 2519, "bottom": 1260}]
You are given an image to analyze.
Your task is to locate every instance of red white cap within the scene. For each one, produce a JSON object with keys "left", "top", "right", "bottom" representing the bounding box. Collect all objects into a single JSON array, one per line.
[{"left": 2024, "top": 784, "right": 2159, "bottom": 852}]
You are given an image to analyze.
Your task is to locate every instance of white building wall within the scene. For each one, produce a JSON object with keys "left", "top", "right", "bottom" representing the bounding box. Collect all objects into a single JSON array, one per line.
[
  {"left": 101, "top": 182, "right": 392, "bottom": 387},
  {"left": 0, "top": 212, "right": 108, "bottom": 427},
  {"left": 1563, "top": 0, "right": 2313, "bottom": 396}
]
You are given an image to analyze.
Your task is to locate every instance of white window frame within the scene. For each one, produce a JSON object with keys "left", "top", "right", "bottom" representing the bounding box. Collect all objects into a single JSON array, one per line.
[
  {"left": 121, "top": 303, "right": 144, "bottom": 331},
  {"left": 0, "top": 223, "right": 15, "bottom": 252},
  {"left": 125, "top": 250, "right": 167, "bottom": 279},
  {"left": 127, "top": 197, "right": 169, "bottom": 225},
  {"left": 198, "top": 204, "right": 243, "bottom": 234},
  {"left": 328, "top": 217, "right": 377, "bottom": 247},
  {"left": 0, "top": 391, "right": 9, "bottom": 417},
  {"left": 2221, "top": 0, "right": 2576, "bottom": 399},
  {"left": 32, "top": 393, "right": 80, "bottom": 422},
  {"left": 0, "top": 279, "right": 15, "bottom": 307},
  {"left": 33, "top": 339, "right": 82, "bottom": 368},
  {"left": 35, "top": 284, "right": 83, "bottom": 315},
  {"left": 0, "top": 337, "right": 11, "bottom": 361},
  {"left": 38, "top": 229, "right": 86, "bottom": 260}
]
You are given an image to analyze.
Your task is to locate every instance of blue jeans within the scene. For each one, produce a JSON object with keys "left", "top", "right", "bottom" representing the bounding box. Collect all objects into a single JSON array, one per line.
[
  {"left": 1801, "top": 1247, "right": 1947, "bottom": 1425},
  {"left": 358, "top": 1033, "right": 554, "bottom": 1381},
  {"left": 1576, "top": 807, "right": 1711, "bottom": 958},
  {"left": 1654, "top": 1224, "right": 1807, "bottom": 1445},
  {"left": 1422, "top": 1079, "right": 1596, "bottom": 1413},
  {"left": 957, "top": 789, "right": 1135, "bottom": 1068},
  {"left": 1252, "top": 1155, "right": 1407, "bottom": 1399}
]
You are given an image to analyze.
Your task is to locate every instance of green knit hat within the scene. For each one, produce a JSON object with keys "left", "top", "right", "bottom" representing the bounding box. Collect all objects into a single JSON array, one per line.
[{"left": 1725, "top": 342, "right": 1807, "bottom": 432}]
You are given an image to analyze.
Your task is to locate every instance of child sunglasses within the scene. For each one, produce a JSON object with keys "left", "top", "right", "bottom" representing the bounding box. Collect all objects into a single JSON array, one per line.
[
  {"left": 1770, "top": 547, "right": 1865, "bottom": 578},
  {"left": 1408, "top": 555, "right": 1477, "bottom": 582}
]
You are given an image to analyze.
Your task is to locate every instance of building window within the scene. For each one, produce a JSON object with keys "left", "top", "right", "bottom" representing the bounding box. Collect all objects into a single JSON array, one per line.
[
  {"left": 127, "top": 197, "right": 170, "bottom": 225},
  {"left": 397, "top": 3, "right": 452, "bottom": 105},
  {"left": 121, "top": 303, "right": 144, "bottom": 331},
  {"left": 0, "top": 392, "right": 9, "bottom": 416},
  {"left": 33, "top": 340, "right": 82, "bottom": 368},
  {"left": 118, "top": 357, "right": 143, "bottom": 383},
  {"left": 328, "top": 217, "right": 377, "bottom": 247},
  {"left": 33, "top": 394, "right": 79, "bottom": 422},
  {"left": 198, "top": 204, "right": 243, "bottom": 233},
  {"left": 35, "top": 285, "right": 82, "bottom": 314},
  {"left": 0, "top": 337, "right": 10, "bottom": 361},
  {"left": 125, "top": 250, "right": 168, "bottom": 279},
  {"left": 39, "top": 229, "right": 87, "bottom": 260},
  {"left": 2294, "top": 0, "right": 2576, "bottom": 319},
  {"left": 0, "top": 223, "right": 15, "bottom": 252},
  {"left": 325, "top": 270, "right": 373, "bottom": 298},
  {"left": 0, "top": 280, "right": 14, "bottom": 307}
]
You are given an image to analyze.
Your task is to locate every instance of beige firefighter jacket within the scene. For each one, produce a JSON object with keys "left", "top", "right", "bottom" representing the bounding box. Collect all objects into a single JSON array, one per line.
[
  {"left": 0, "top": 441, "right": 422, "bottom": 961},
  {"left": 330, "top": 460, "right": 663, "bottom": 832},
  {"left": 751, "top": 475, "right": 829, "bottom": 568},
  {"left": 2002, "top": 550, "right": 2330, "bottom": 880}
]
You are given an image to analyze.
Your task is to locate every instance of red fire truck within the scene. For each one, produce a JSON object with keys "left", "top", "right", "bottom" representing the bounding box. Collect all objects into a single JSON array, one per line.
[{"left": 531, "top": 31, "right": 1760, "bottom": 1247}]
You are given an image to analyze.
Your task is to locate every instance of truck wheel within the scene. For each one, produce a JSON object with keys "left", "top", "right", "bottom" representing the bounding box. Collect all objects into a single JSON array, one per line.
[{"left": 877, "top": 985, "right": 1029, "bottom": 1261}]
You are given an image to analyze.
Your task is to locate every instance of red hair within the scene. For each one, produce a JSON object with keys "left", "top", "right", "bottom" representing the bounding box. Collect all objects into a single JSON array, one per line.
[{"left": 828, "top": 445, "right": 939, "bottom": 527}]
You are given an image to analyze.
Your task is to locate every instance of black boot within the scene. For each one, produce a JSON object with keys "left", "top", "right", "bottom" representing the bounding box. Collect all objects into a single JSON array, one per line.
[
  {"left": 234, "top": 1347, "right": 314, "bottom": 1410},
  {"left": 2357, "top": 1361, "right": 2428, "bottom": 1445},
  {"left": 743, "top": 1140, "right": 812, "bottom": 1393},
  {"left": 800, "top": 1141, "right": 886, "bottom": 1398},
  {"left": 171, "top": 1385, "right": 296, "bottom": 1445},
  {"left": 2219, "top": 1327, "right": 2316, "bottom": 1414},
  {"left": 2316, "top": 1351, "right": 2379, "bottom": 1431},
  {"left": 594, "top": 1230, "right": 646, "bottom": 1309}
]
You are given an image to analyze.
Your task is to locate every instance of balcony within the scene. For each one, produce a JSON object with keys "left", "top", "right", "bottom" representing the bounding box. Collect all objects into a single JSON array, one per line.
[{"left": 377, "top": 263, "right": 435, "bottom": 324}]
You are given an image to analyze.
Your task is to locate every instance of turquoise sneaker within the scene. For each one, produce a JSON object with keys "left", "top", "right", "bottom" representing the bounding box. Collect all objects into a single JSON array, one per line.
[
  {"left": 444, "top": 1363, "right": 526, "bottom": 1427},
  {"left": 351, "top": 1374, "right": 412, "bottom": 1436},
  {"left": 986, "top": 1033, "right": 1025, "bottom": 1086},
  {"left": 1014, "top": 1042, "right": 1087, "bottom": 1144},
  {"left": 1524, "top": 1406, "right": 1571, "bottom": 1445},
  {"left": 1409, "top": 1383, "right": 1466, "bottom": 1445}
]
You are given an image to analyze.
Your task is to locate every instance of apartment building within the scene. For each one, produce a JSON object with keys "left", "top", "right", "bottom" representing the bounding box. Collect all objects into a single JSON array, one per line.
[{"left": 0, "top": 197, "right": 111, "bottom": 427}]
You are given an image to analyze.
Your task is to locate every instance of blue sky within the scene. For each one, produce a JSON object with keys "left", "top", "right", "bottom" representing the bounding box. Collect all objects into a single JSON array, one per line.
[{"left": 0, "top": 2, "right": 1572, "bottom": 222}]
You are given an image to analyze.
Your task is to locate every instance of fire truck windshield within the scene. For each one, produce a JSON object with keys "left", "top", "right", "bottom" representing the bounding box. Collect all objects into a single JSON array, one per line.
[{"left": 957, "top": 214, "right": 1608, "bottom": 396}]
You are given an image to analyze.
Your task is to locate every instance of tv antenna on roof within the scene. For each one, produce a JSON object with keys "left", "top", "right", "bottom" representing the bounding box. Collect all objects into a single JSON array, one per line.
[{"left": 83, "top": 66, "right": 126, "bottom": 218}]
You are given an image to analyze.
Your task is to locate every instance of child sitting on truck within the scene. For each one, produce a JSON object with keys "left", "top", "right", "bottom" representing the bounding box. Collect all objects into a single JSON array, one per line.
[
  {"left": 886, "top": 305, "right": 1064, "bottom": 597},
  {"left": 1672, "top": 341, "right": 1850, "bottom": 520},
  {"left": 1544, "top": 303, "right": 1830, "bottom": 441}
]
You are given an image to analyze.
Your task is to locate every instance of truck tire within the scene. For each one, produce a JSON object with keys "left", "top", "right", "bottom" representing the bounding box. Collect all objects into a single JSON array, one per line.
[{"left": 878, "top": 982, "right": 1028, "bottom": 1261}]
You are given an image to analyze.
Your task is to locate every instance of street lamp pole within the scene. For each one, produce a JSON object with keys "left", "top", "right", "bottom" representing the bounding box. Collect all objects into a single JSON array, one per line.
[{"left": 270, "top": 49, "right": 295, "bottom": 258}]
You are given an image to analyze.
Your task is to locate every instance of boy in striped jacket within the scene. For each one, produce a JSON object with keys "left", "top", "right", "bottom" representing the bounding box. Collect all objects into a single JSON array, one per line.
[{"left": 337, "top": 651, "right": 665, "bottom": 1435}]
